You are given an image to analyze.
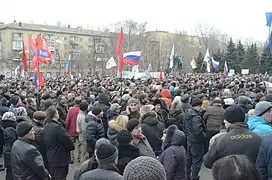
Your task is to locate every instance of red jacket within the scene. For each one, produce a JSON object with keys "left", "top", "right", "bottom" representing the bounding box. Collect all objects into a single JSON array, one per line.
[{"left": 66, "top": 105, "right": 80, "bottom": 137}]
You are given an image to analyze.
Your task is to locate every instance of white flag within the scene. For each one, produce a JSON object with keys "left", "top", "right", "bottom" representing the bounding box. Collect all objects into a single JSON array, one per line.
[
  {"left": 190, "top": 57, "right": 197, "bottom": 69},
  {"left": 169, "top": 45, "right": 175, "bottom": 69},
  {"left": 204, "top": 49, "right": 210, "bottom": 63},
  {"left": 106, "top": 57, "right": 117, "bottom": 69}
]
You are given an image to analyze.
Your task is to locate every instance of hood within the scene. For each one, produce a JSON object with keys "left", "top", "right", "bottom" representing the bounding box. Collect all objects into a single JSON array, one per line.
[
  {"left": 109, "top": 119, "right": 125, "bottom": 132},
  {"left": 140, "top": 112, "right": 158, "bottom": 126},
  {"left": 247, "top": 115, "right": 269, "bottom": 131},
  {"left": 162, "top": 125, "right": 185, "bottom": 150},
  {"left": 107, "top": 127, "right": 118, "bottom": 141},
  {"left": 161, "top": 89, "right": 171, "bottom": 99},
  {"left": 98, "top": 93, "right": 110, "bottom": 106},
  {"left": 184, "top": 108, "right": 199, "bottom": 120}
]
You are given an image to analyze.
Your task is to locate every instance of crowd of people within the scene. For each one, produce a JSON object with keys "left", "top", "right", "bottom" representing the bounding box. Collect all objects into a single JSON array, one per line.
[{"left": 0, "top": 73, "right": 272, "bottom": 180}]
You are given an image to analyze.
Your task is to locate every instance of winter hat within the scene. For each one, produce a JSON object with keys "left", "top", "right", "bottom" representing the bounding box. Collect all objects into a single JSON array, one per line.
[
  {"left": 33, "top": 111, "right": 46, "bottom": 121},
  {"left": 255, "top": 101, "right": 272, "bottom": 116},
  {"left": 224, "top": 105, "right": 245, "bottom": 123},
  {"left": 163, "top": 125, "right": 185, "bottom": 150},
  {"left": 191, "top": 98, "right": 202, "bottom": 107},
  {"left": 117, "top": 130, "right": 133, "bottom": 144},
  {"left": 181, "top": 94, "right": 190, "bottom": 102},
  {"left": 224, "top": 98, "right": 235, "bottom": 106},
  {"left": 13, "top": 107, "right": 27, "bottom": 116},
  {"left": 161, "top": 89, "right": 171, "bottom": 99},
  {"left": 214, "top": 97, "right": 222, "bottom": 106},
  {"left": 122, "top": 94, "right": 131, "bottom": 101},
  {"left": 126, "top": 118, "right": 140, "bottom": 132},
  {"left": 79, "top": 101, "right": 89, "bottom": 111},
  {"left": 95, "top": 138, "right": 110, "bottom": 149},
  {"left": 123, "top": 156, "right": 166, "bottom": 180},
  {"left": 92, "top": 107, "right": 102, "bottom": 116},
  {"left": 2, "top": 112, "right": 16, "bottom": 121},
  {"left": 110, "top": 103, "right": 122, "bottom": 111},
  {"left": 140, "top": 105, "right": 154, "bottom": 115},
  {"left": 127, "top": 98, "right": 139, "bottom": 105},
  {"left": 96, "top": 143, "right": 118, "bottom": 164},
  {"left": 16, "top": 121, "right": 33, "bottom": 137}
]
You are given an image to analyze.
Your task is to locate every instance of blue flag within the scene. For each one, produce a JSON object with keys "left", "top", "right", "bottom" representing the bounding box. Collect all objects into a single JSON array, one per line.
[
  {"left": 270, "top": 31, "right": 272, "bottom": 56},
  {"left": 266, "top": 12, "right": 272, "bottom": 27}
]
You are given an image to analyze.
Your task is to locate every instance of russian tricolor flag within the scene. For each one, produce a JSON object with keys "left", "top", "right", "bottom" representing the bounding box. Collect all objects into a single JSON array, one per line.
[
  {"left": 65, "top": 55, "right": 71, "bottom": 79},
  {"left": 123, "top": 51, "right": 141, "bottom": 65},
  {"left": 212, "top": 57, "right": 219, "bottom": 69},
  {"left": 224, "top": 61, "right": 228, "bottom": 76}
]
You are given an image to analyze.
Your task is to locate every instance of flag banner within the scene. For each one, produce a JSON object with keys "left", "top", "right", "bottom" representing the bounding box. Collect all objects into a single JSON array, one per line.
[
  {"left": 270, "top": 31, "right": 272, "bottom": 56},
  {"left": 266, "top": 12, "right": 272, "bottom": 27},
  {"left": 21, "top": 41, "right": 28, "bottom": 72},
  {"left": 159, "top": 65, "right": 163, "bottom": 79},
  {"left": 224, "top": 61, "right": 229, "bottom": 76},
  {"left": 169, "top": 45, "right": 174, "bottom": 69},
  {"left": 15, "top": 66, "right": 20, "bottom": 77},
  {"left": 206, "top": 61, "right": 211, "bottom": 73},
  {"left": 34, "top": 66, "right": 44, "bottom": 87},
  {"left": 65, "top": 55, "right": 71, "bottom": 79},
  {"left": 116, "top": 27, "right": 124, "bottom": 72},
  {"left": 106, "top": 57, "right": 117, "bottom": 69},
  {"left": 204, "top": 49, "right": 210, "bottom": 62},
  {"left": 190, "top": 57, "right": 197, "bottom": 69},
  {"left": 123, "top": 51, "right": 141, "bottom": 65},
  {"left": 212, "top": 57, "right": 219, "bottom": 69}
]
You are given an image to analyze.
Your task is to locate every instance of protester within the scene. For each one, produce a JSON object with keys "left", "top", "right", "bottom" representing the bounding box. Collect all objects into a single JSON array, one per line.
[
  {"left": 66, "top": 96, "right": 81, "bottom": 163},
  {"left": 123, "top": 98, "right": 140, "bottom": 120},
  {"left": 107, "top": 103, "right": 122, "bottom": 122},
  {"left": 11, "top": 121, "right": 51, "bottom": 180},
  {"left": 79, "top": 143, "right": 123, "bottom": 180},
  {"left": 183, "top": 98, "right": 206, "bottom": 180},
  {"left": 56, "top": 95, "right": 68, "bottom": 121},
  {"left": 43, "top": 107, "right": 75, "bottom": 180},
  {"left": 204, "top": 105, "right": 262, "bottom": 168},
  {"left": 126, "top": 118, "right": 155, "bottom": 157},
  {"left": 123, "top": 156, "right": 166, "bottom": 180},
  {"left": 116, "top": 130, "right": 140, "bottom": 175},
  {"left": 247, "top": 101, "right": 272, "bottom": 136},
  {"left": 159, "top": 125, "right": 187, "bottom": 180},
  {"left": 213, "top": 155, "right": 261, "bottom": 180}
]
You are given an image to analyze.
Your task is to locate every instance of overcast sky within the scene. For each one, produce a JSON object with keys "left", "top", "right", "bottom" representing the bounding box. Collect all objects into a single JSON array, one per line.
[{"left": 1, "top": 0, "right": 271, "bottom": 41}]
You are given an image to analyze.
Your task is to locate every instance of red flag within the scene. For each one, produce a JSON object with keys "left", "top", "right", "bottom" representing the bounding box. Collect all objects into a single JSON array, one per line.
[
  {"left": 159, "top": 65, "right": 163, "bottom": 80},
  {"left": 21, "top": 41, "right": 28, "bottom": 72},
  {"left": 116, "top": 27, "right": 124, "bottom": 72}
]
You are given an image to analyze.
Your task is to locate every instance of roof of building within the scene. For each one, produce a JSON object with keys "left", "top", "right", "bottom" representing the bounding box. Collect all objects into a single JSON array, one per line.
[{"left": 0, "top": 22, "right": 109, "bottom": 37}]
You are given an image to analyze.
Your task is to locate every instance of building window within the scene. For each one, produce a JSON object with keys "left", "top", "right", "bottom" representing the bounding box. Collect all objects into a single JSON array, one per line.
[
  {"left": 44, "top": 34, "right": 56, "bottom": 51},
  {"left": 12, "top": 40, "right": 23, "bottom": 50},
  {"left": 13, "top": 33, "right": 23, "bottom": 40}
]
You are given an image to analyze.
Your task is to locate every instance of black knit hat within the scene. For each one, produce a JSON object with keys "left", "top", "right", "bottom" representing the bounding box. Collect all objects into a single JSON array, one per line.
[
  {"left": 117, "top": 130, "right": 133, "bottom": 144},
  {"left": 92, "top": 107, "right": 102, "bottom": 116},
  {"left": 96, "top": 143, "right": 118, "bottom": 164},
  {"left": 16, "top": 121, "right": 33, "bottom": 137},
  {"left": 224, "top": 105, "right": 245, "bottom": 123},
  {"left": 126, "top": 118, "right": 140, "bottom": 132},
  {"left": 191, "top": 98, "right": 202, "bottom": 107}
]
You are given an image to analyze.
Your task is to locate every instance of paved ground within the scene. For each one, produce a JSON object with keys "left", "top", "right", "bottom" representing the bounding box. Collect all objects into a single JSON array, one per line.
[{"left": 0, "top": 156, "right": 212, "bottom": 179}]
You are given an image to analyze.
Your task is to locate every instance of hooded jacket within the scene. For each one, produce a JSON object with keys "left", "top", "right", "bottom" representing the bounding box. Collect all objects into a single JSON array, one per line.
[
  {"left": 204, "top": 123, "right": 262, "bottom": 169},
  {"left": 247, "top": 115, "right": 272, "bottom": 136},
  {"left": 159, "top": 125, "right": 187, "bottom": 180},
  {"left": 140, "top": 112, "right": 164, "bottom": 154},
  {"left": 183, "top": 108, "right": 206, "bottom": 144},
  {"left": 107, "top": 120, "right": 124, "bottom": 146}
]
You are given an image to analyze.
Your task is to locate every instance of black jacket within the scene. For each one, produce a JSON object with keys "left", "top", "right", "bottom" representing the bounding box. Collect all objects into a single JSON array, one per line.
[
  {"left": 85, "top": 115, "right": 105, "bottom": 150},
  {"left": 117, "top": 144, "right": 140, "bottom": 175},
  {"left": 56, "top": 103, "right": 68, "bottom": 122},
  {"left": 140, "top": 112, "right": 164, "bottom": 154},
  {"left": 183, "top": 108, "right": 206, "bottom": 144},
  {"left": 31, "top": 119, "right": 48, "bottom": 168},
  {"left": 2, "top": 120, "right": 18, "bottom": 168},
  {"left": 204, "top": 123, "right": 262, "bottom": 169},
  {"left": 11, "top": 138, "right": 50, "bottom": 180},
  {"left": 43, "top": 119, "right": 74, "bottom": 167},
  {"left": 168, "top": 109, "right": 184, "bottom": 130}
]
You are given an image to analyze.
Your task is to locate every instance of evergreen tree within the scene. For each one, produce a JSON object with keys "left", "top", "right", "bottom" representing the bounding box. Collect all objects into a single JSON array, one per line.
[
  {"left": 213, "top": 48, "right": 224, "bottom": 70},
  {"left": 259, "top": 46, "right": 272, "bottom": 74},
  {"left": 196, "top": 51, "right": 205, "bottom": 72},
  {"left": 237, "top": 40, "right": 245, "bottom": 69},
  {"left": 244, "top": 44, "right": 259, "bottom": 73},
  {"left": 225, "top": 38, "right": 239, "bottom": 73}
]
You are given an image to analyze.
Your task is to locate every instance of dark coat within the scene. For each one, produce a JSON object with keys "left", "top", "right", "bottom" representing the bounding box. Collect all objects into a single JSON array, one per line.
[
  {"left": 0, "top": 105, "right": 9, "bottom": 117},
  {"left": 106, "top": 110, "right": 119, "bottom": 123},
  {"left": 140, "top": 112, "right": 164, "bottom": 154},
  {"left": 117, "top": 144, "right": 140, "bottom": 175},
  {"left": 31, "top": 119, "right": 47, "bottom": 168},
  {"left": 168, "top": 109, "right": 184, "bottom": 130},
  {"left": 2, "top": 120, "right": 18, "bottom": 168},
  {"left": 43, "top": 119, "right": 75, "bottom": 167},
  {"left": 74, "top": 155, "right": 98, "bottom": 180},
  {"left": 204, "top": 123, "right": 262, "bottom": 169},
  {"left": 56, "top": 103, "right": 68, "bottom": 122},
  {"left": 107, "top": 127, "right": 119, "bottom": 146},
  {"left": 159, "top": 125, "right": 187, "bottom": 180},
  {"left": 183, "top": 108, "right": 206, "bottom": 145},
  {"left": 11, "top": 138, "right": 50, "bottom": 180},
  {"left": 203, "top": 106, "right": 225, "bottom": 132},
  {"left": 256, "top": 133, "right": 272, "bottom": 179},
  {"left": 85, "top": 115, "right": 105, "bottom": 151}
]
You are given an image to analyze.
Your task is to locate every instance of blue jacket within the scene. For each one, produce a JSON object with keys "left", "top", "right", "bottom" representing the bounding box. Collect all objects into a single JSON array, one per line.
[
  {"left": 256, "top": 134, "right": 272, "bottom": 179},
  {"left": 247, "top": 115, "right": 272, "bottom": 136}
]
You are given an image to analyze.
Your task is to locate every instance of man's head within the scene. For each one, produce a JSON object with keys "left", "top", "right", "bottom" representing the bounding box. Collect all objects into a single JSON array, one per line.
[
  {"left": 224, "top": 105, "right": 245, "bottom": 128},
  {"left": 27, "top": 98, "right": 36, "bottom": 107},
  {"left": 46, "top": 107, "right": 59, "bottom": 121},
  {"left": 191, "top": 98, "right": 203, "bottom": 111},
  {"left": 79, "top": 101, "right": 89, "bottom": 112},
  {"left": 16, "top": 121, "right": 35, "bottom": 140},
  {"left": 58, "top": 95, "right": 67, "bottom": 105},
  {"left": 67, "top": 93, "right": 74, "bottom": 101},
  {"left": 95, "top": 143, "right": 118, "bottom": 165},
  {"left": 255, "top": 101, "right": 272, "bottom": 122},
  {"left": 74, "top": 96, "right": 82, "bottom": 105},
  {"left": 127, "top": 98, "right": 139, "bottom": 112},
  {"left": 92, "top": 107, "right": 103, "bottom": 118},
  {"left": 126, "top": 118, "right": 141, "bottom": 136}
]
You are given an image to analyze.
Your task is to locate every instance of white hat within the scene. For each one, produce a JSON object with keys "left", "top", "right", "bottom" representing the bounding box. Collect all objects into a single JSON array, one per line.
[{"left": 224, "top": 98, "right": 235, "bottom": 106}]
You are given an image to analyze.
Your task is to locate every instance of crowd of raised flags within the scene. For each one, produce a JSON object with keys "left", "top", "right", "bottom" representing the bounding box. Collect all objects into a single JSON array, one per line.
[{"left": 14, "top": 12, "right": 271, "bottom": 84}]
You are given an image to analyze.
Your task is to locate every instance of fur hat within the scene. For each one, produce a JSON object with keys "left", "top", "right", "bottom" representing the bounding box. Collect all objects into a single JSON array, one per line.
[
  {"left": 110, "top": 103, "right": 122, "bottom": 112},
  {"left": 33, "top": 111, "right": 46, "bottom": 121},
  {"left": 123, "top": 156, "right": 166, "bottom": 180},
  {"left": 140, "top": 105, "right": 154, "bottom": 115},
  {"left": 127, "top": 98, "right": 139, "bottom": 106}
]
